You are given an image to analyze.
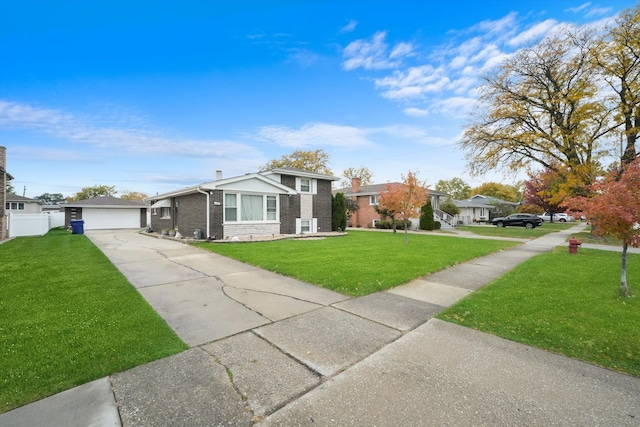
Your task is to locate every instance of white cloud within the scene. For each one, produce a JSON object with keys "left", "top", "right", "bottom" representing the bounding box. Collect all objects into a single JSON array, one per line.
[
  {"left": 340, "top": 19, "right": 357, "bottom": 33},
  {"left": 287, "top": 48, "right": 319, "bottom": 67},
  {"left": 565, "top": 2, "right": 591, "bottom": 13},
  {"left": 255, "top": 122, "right": 374, "bottom": 148},
  {"left": 585, "top": 6, "right": 612, "bottom": 17},
  {"left": 508, "top": 19, "right": 559, "bottom": 47},
  {"left": 432, "top": 97, "right": 477, "bottom": 117},
  {"left": 0, "top": 100, "right": 261, "bottom": 159},
  {"left": 342, "top": 31, "right": 413, "bottom": 70},
  {"left": 403, "top": 107, "right": 429, "bottom": 117},
  {"left": 374, "top": 65, "right": 450, "bottom": 100},
  {"left": 468, "top": 12, "right": 518, "bottom": 41},
  {"left": 389, "top": 42, "right": 414, "bottom": 59}
]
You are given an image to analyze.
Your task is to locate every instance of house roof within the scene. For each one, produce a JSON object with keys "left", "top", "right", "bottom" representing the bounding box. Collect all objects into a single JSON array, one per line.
[
  {"left": 333, "top": 183, "right": 449, "bottom": 198},
  {"left": 262, "top": 167, "right": 340, "bottom": 181},
  {"left": 6, "top": 193, "right": 42, "bottom": 203},
  {"left": 454, "top": 194, "right": 520, "bottom": 208},
  {"left": 144, "top": 168, "right": 337, "bottom": 202},
  {"left": 1, "top": 166, "right": 14, "bottom": 180},
  {"left": 64, "top": 196, "right": 147, "bottom": 208},
  {"left": 145, "top": 172, "right": 300, "bottom": 202}
]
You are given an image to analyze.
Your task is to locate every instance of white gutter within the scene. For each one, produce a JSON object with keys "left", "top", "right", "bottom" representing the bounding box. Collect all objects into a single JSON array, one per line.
[{"left": 196, "top": 186, "right": 210, "bottom": 239}]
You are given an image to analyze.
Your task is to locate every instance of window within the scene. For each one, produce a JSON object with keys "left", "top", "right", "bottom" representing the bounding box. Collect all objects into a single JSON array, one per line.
[
  {"left": 224, "top": 193, "right": 278, "bottom": 222},
  {"left": 301, "top": 220, "right": 311, "bottom": 232},
  {"left": 369, "top": 195, "right": 378, "bottom": 205},
  {"left": 6, "top": 202, "right": 24, "bottom": 210},
  {"left": 241, "top": 195, "right": 263, "bottom": 221},
  {"left": 300, "top": 178, "right": 311, "bottom": 193},
  {"left": 160, "top": 207, "right": 171, "bottom": 219},
  {"left": 225, "top": 194, "right": 237, "bottom": 221},
  {"left": 267, "top": 195, "right": 277, "bottom": 220}
]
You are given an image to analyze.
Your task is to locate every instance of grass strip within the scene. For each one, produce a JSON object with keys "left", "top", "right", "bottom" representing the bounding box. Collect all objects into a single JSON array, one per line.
[
  {"left": 457, "top": 222, "right": 574, "bottom": 239},
  {"left": 0, "top": 228, "right": 187, "bottom": 413},
  {"left": 437, "top": 247, "right": 640, "bottom": 377},
  {"left": 194, "top": 230, "right": 517, "bottom": 296}
]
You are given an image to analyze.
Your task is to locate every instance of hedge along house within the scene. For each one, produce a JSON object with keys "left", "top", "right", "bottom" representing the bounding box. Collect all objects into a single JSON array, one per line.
[{"left": 145, "top": 168, "right": 340, "bottom": 240}]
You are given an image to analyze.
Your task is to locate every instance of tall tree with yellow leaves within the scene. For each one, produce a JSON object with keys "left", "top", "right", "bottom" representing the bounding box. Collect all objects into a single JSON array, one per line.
[{"left": 461, "top": 28, "right": 612, "bottom": 190}]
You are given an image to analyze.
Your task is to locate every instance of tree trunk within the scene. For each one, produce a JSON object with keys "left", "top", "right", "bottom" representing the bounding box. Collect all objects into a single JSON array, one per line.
[
  {"left": 620, "top": 243, "right": 632, "bottom": 298},
  {"left": 403, "top": 220, "right": 408, "bottom": 245}
]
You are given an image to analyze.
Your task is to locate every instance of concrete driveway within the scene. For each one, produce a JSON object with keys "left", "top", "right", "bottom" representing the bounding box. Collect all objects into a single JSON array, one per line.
[{"left": 85, "top": 230, "right": 350, "bottom": 346}]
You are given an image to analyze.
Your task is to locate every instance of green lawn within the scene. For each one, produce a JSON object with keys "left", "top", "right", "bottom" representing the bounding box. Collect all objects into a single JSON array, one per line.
[
  {"left": 194, "top": 230, "right": 518, "bottom": 296},
  {"left": 457, "top": 222, "right": 574, "bottom": 239},
  {"left": 570, "top": 230, "right": 623, "bottom": 246},
  {"left": 437, "top": 248, "right": 640, "bottom": 377},
  {"left": 0, "top": 229, "right": 187, "bottom": 413}
]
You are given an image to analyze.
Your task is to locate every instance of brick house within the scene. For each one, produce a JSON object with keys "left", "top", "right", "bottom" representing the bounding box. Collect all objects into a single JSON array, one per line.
[
  {"left": 145, "top": 168, "right": 339, "bottom": 239},
  {"left": 333, "top": 178, "right": 451, "bottom": 229},
  {"left": 0, "top": 146, "right": 14, "bottom": 241}
]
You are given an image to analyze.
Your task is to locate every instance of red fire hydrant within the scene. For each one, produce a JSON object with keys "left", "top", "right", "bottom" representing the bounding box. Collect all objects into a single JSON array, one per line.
[{"left": 568, "top": 237, "right": 582, "bottom": 254}]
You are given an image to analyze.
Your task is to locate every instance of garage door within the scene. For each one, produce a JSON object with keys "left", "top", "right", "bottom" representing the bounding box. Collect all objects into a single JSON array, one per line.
[{"left": 82, "top": 208, "right": 141, "bottom": 230}]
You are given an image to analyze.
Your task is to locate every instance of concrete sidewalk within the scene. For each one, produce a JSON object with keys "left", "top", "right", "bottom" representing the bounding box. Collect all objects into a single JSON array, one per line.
[{"left": 2, "top": 223, "right": 639, "bottom": 426}]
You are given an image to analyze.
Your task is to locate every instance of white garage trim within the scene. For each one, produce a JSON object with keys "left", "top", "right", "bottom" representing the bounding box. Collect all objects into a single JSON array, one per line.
[{"left": 82, "top": 208, "right": 141, "bottom": 230}]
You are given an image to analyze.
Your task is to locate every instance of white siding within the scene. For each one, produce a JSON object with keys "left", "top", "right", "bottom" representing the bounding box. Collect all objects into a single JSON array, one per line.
[{"left": 82, "top": 208, "right": 141, "bottom": 230}]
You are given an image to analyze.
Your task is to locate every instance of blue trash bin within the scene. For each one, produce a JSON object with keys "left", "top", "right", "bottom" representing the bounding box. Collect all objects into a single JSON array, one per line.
[{"left": 70, "top": 219, "right": 85, "bottom": 234}]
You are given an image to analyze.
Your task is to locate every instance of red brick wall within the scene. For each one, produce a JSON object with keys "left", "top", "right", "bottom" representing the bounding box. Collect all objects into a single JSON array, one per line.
[{"left": 349, "top": 196, "right": 382, "bottom": 228}]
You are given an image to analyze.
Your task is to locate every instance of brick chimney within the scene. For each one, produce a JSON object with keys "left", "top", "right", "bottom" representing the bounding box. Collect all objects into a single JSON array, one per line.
[{"left": 351, "top": 177, "right": 361, "bottom": 193}]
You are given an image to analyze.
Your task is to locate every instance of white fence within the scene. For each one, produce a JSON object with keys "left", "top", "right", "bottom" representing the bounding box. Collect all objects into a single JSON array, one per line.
[{"left": 8, "top": 212, "right": 66, "bottom": 237}]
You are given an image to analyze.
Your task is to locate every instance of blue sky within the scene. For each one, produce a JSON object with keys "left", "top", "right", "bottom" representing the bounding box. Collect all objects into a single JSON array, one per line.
[{"left": 1, "top": 0, "right": 636, "bottom": 198}]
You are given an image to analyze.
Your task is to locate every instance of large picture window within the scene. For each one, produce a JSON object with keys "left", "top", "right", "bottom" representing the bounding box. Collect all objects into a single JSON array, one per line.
[
  {"left": 224, "top": 193, "right": 278, "bottom": 222},
  {"left": 241, "top": 195, "right": 263, "bottom": 221}
]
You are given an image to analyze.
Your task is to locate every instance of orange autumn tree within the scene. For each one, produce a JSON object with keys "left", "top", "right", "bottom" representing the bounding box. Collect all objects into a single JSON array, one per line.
[
  {"left": 566, "top": 158, "right": 640, "bottom": 298},
  {"left": 377, "top": 171, "right": 429, "bottom": 245}
]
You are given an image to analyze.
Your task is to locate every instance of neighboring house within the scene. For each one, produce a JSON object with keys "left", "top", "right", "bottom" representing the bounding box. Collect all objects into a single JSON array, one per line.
[
  {"left": 332, "top": 178, "right": 451, "bottom": 229},
  {"left": 42, "top": 204, "right": 62, "bottom": 213},
  {"left": 63, "top": 196, "right": 148, "bottom": 230},
  {"left": 5, "top": 193, "right": 43, "bottom": 214},
  {"left": 0, "top": 146, "right": 14, "bottom": 241},
  {"left": 145, "top": 168, "right": 340, "bottom": 239},
  {"left": 454, "top": 194, "right": 520, "bottom": 225}
]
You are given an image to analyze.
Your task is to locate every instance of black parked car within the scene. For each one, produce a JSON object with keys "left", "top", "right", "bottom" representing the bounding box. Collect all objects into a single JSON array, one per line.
[{"left": 491, "top": 214, "right": 543, "bottom": 229}]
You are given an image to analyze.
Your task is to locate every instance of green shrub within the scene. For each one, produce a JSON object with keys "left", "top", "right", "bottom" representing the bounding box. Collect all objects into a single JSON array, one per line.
[
  {"left": 375, "top": 219, "right": 411, "bottom": 229},
  {"left": 420, "top": 200, "right": 435, "bottom": 230},
  {"left": 332, "top": 193, "right": 348, "bottom": 231},
  {"left": 435, "top": 221, "right": 441, "bottom": 230},
  {"left": 440, "top": 198, "right": 460, "bottom": 216}
]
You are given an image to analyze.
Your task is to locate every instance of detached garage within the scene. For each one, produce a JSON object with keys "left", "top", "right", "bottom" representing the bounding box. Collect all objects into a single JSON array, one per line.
[{"left": 63, "top": 196, "right": 148, "bottom": 230}]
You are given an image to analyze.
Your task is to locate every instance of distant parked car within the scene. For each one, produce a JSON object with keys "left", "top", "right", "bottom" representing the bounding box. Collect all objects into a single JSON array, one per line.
[
  {"left": 537, "top": 212, "right": 574, "bottom": 222},
  {"left": 492, "top": 214, "right": 543, "bottom": 229}
]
